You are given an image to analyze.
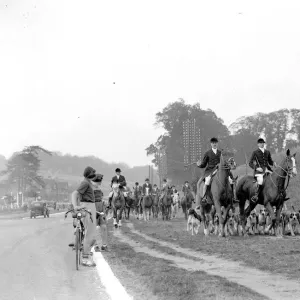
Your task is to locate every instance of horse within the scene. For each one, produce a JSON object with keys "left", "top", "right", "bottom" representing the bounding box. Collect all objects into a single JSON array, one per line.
[
  {"left": 111, "top": 183, "right": 126, "bottom": 228},
  {"left": 181, "top": 190, "right": 194, "bottom": 220},
  {"left": 161, "top": 188, "right": 173, "bottom": 221},
  {"left": 236, "top": 149, "right": 297, "bottom": 237},
  {"left": 133, "top": 189, "right": 142, "bottom": 219},
  {"left": 124, "top": 192, "right": 134, "bottom": 220},
  {"left": 141, "top": 187, "right": 153, "bottom": 221},
  {"left": 171, "top": 192, "right": 180, "bottom": 219},
  {"left": 152, "top": 192, "right": 160, "bottom": 219},
  {"left": 197, "top": 153, "right": 237, "bottom": 237}
]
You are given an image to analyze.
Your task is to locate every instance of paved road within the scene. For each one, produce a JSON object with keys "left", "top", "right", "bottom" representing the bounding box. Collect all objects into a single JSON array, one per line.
[{"left": 0, "top": 214, "right": 109, "bottom": 300}]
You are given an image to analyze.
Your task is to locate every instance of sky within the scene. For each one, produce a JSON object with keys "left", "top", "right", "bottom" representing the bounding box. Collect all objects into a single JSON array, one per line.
[{"left": 1, "top": 0, "right": 300, "bottom": 167}]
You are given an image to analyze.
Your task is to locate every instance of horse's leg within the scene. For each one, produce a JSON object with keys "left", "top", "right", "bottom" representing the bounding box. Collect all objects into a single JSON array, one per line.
[
  {"left": 113, "top": 207, "right": 118, "bottom": 226},
  {"left": 214, "top": 201, "right": 225, "bottom": 237},
  {"left": 223, "top": 206, "right": 230, "bottom": 237},
  {"left": 200, "top": 205, "right": 209, "bottom": 236},
  {"left": 265, "top": 202, "right": 275, "bottom": 235},
  {"left": 275, "top": 204, "right": 284, "bottom": 237}
]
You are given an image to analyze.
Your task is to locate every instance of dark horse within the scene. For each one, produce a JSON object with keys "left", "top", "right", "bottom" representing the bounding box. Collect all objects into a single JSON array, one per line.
[
  {"left": 236, "top": 149, "right": 297, "bottom": 237},
  {"left": 181, "top": 190, "right": 194, "bottom": 220},
  {"left": 111, "top": 184, "right": 125, "bottom": 228},
  {"left": 133, "top": 189, "right": 142, "bottom": 219},
  {"left": 152, "top": 192, "right": 159, "bottom": 219},
  {"left": 197, "top": 153, "right": 237, "bottom": 237},
  {"left": 161, "top": 188, "right": 172, "bottom": 221},
  {"left": 124, "top": 192, "right": 134, "bottom": 220}
]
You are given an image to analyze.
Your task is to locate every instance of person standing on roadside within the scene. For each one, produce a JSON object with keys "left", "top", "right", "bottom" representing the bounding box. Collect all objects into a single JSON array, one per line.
[
  {"left": 92, "top": 174, "right": 108, "bottom": 252},
  {"left": 71, "top": 166, "right": 97, "bottom": 267}
]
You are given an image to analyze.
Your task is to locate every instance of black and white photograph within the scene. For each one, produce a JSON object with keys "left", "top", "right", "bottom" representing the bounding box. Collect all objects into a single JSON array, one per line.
[{"left": 0, "top": 0, "right": 300, "bottom": 299}]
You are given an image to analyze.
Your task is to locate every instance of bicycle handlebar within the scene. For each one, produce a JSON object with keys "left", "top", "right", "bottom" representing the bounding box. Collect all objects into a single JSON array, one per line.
[{"left": 65, "top": 208, "right": 93, "bottom": 223}]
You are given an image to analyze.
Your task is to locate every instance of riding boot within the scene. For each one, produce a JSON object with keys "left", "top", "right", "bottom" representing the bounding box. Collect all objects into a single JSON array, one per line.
[
  {"left": 201, "top": 185, "right": 208, "bottom": 204},
  {"left": 108, "top": 196, "right": 112, "bottom": 208},
  {"left": 251, "top": 184, "right": 262, "bottom": 204},
  {"left": 231, "top": 184, "right": 239, "bottom": 203}
]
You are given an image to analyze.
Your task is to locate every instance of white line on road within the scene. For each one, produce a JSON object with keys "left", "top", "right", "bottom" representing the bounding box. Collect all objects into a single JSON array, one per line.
[{"left": 92, "top": 249, "right": 133, "bottom": 300}]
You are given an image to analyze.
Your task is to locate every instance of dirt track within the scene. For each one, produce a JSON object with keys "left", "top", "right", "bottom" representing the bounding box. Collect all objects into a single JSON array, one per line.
[{"left": 119, "top": 222, "right": 300, "bottom": 300}]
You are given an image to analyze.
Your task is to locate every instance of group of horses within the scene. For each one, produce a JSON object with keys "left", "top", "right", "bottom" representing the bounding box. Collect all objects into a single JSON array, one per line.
[
  {"left": 195, "top": 149, "right": 297, "bottom": 238},
  {"left": 109, "top": 149, "right": 297, "bottom": 237},
  {"left": 110, "top": 183, "right": 196, "bottom": 228}
]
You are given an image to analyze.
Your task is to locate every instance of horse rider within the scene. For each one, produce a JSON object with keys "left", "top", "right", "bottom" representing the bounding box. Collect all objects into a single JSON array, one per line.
[
  {"left": 249, "top": 138, "right": 277, "bottom": 204},
  {"left": 108, "top": 168, "right": 127, "bottom": 208},
  {"left": 133, "top": 182, "right": 142, "bottom": 196},
  {"left": 139, "top": 178, "right": 152, "bottom": 207},
  {"left": 152, "top": 183, "right": 160, "bottom": 195},
  {"left": 159, "top": 178, "right": 169, "bottom": 206},
  {"left": 196, "top": 137, "right": 236, "bottom": 205},
  {"left": 182, "top": 180, "right": 192, "bottom": 194}
]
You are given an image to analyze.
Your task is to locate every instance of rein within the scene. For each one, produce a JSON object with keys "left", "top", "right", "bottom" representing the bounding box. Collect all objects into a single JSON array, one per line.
[{"left": 268, "top": 159, "right": 293, "bottom": 195}]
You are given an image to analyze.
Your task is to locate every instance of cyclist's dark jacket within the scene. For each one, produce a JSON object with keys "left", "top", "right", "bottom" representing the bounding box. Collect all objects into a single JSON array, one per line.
[{"left": 77, "top": 178, "right": 95, "bottom": 203}]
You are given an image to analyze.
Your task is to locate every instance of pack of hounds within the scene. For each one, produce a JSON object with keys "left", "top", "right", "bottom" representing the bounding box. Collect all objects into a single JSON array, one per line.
[{"left": 187, "top": 205, "right": 300, "bottom": 236}]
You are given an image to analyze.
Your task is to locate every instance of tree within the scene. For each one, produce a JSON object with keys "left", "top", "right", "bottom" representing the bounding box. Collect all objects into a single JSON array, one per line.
[
  {"left": 147, "top": 99, "right": 230, "bottom": 182},
  {"left": 1, "top": 146, "right": 52, "bottom": 197}
]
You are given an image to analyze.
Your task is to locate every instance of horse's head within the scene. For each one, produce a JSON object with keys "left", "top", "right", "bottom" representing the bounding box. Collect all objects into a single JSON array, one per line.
[{"left": 280, "top": 149, "right": 297, "bottom": 178}]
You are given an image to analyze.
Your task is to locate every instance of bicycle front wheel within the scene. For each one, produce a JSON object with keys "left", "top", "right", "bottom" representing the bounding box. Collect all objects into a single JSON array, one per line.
[{"left": 75, "top": 228, "right": 81, "bottom": 270}]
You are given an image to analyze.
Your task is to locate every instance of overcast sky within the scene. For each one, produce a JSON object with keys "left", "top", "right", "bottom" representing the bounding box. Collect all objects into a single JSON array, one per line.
[{"left": 1, "top": 0, "right": 300, "bottom": 167}]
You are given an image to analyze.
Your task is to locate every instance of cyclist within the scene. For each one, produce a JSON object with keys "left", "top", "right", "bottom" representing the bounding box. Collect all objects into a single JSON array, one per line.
[
  {"left": 92, "top": 174, "right": 108, "bottom": 252},
  {"left": 71, "top": 166, "right": 97, "bottom": 267}
]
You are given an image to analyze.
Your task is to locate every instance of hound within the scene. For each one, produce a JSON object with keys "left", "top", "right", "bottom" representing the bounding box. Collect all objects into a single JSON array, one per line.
[
  {"left": 257, "top": 208, "right": 267, "bottom": 235},
  {"left": 187, "top": 208, "right": 201, "bottom": 235},
  {"left": 247, "top": 209, "right": 258, "bottom": 235},
  {"left": 287, "top": 206, "right": 299, "bottom": 236}
]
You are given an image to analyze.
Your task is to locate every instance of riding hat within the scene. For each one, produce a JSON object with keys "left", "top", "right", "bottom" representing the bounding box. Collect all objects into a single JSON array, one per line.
[
  {"left": 184, "top": 180, "right": 189, "bottom": 184},
  {"left": 210, "top": 137, "right": 218, "bottom": 143},
  {"left": 257, "top": 138, "right": 265, "bottom": 144},
  {"left": 145, "top": 178, "right": 149, "bottom": 181},
  {"left": 135, "top": 182, "right": 139, "bottom": 185},
  {"left": 115, "top": 168, "right": 121, "bottom": 173},
  {"left": 83, "top": 166, "right": 96, "bottom": 179},
  {"left": 163, "top": 179, "right": 167, "bottom": 183}
]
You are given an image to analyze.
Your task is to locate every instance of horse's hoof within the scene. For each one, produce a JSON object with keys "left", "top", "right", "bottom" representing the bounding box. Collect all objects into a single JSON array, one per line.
[{"left": 204, "top": 228, "right": 209, "bottom": 236}]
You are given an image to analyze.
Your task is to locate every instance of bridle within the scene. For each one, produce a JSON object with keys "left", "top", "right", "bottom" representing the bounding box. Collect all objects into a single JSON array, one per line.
[{"left": 269, "top": 156, "right": 296, "bottom": 193}]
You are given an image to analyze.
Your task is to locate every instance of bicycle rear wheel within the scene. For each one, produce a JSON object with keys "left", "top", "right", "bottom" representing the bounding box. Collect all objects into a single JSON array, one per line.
[{"left": 75, "top": 228, "right": 81, "bottom": 270}]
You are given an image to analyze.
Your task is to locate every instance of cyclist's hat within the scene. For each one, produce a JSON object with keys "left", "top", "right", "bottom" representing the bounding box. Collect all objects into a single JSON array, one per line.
[{"left": 84, "top": 166, "right": 96, "bottom": 179}]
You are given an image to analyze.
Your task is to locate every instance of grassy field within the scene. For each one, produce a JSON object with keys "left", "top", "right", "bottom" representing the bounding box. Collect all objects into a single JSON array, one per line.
[
  {"left": 103, "top": 221, "right": 266, "bottom": 300},
  {"left": 125, "top": 216, "right": 300, "bottom": 280},
  {"left": 100, "top": 210, "right": 300, "bottom": 299}
]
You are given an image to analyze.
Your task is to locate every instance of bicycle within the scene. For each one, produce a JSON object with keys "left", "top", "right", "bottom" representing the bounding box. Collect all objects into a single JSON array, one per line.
[{"left": 65, "top": 208, "right": 93, "bottom": 270}]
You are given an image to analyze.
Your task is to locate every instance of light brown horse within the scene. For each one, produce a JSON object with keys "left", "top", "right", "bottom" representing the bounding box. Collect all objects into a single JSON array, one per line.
[
  {"left": 197, "top": 153, "right": 237, "bottom": 237},
  {"left": 111, "top": 184, "right": 125, "bottom": 228},
  {"left": 236, "top": 149, "right": 297, "bottom": 237},
  {"left": 141, "top": 187, "right": 153, "bottom": 221}
]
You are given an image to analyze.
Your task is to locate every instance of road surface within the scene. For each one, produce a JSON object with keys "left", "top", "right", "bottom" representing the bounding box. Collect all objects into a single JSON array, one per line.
[{"left": 0, "top": 213, "right": 110, "bottom": 300}]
